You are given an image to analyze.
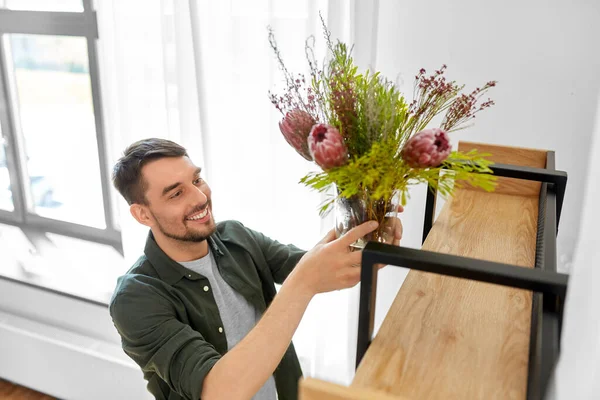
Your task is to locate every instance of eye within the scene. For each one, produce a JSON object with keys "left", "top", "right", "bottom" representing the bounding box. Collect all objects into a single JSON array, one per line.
[
  {"left": 170, "top": 190, "right": 182, "bottom": 199},
  {"left": 194, "top": 177, "right": 203, "bottom": 185}
]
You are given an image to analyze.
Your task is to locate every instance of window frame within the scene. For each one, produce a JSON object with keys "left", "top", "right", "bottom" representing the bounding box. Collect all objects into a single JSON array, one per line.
[{"left": 0, "top": 0, "right": 122, "bottom": 253}]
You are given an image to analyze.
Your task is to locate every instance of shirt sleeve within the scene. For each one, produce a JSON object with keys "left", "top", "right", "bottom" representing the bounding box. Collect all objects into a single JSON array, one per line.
[
  {"left": 244, "top": 226, "right": 307, "bottom": 285},
  {"left": 110, "top": 276, "right": 221, "bottom": 400}
]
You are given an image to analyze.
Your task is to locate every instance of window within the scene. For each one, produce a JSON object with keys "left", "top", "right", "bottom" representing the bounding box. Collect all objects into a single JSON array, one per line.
[{"left": 0, "top": 0, "right": 121, "bottom": 252}]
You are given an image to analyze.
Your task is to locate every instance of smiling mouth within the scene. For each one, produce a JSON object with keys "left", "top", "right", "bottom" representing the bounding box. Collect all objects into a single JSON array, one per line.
[{"left": 186, "top": 207, "right": 209, "bottom": 221}]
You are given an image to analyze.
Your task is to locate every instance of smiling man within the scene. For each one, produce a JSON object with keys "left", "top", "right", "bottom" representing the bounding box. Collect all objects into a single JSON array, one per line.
[{"left": 109, "top": 138, "right": 402, "bottom": 400}]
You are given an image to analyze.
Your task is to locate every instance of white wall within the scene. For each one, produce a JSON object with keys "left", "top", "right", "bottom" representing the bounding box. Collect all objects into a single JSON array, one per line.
[
  {"left": 547, "top": 91, "right": 600, "bottom": 399},
  {"left": 369, "top": 0, "right": 600, "bottom": 333}
]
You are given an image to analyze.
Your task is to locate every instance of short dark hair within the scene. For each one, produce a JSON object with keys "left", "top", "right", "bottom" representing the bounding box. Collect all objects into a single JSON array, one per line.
[{"left": 112, "top": 138, "right": 189, "bottom": 205}]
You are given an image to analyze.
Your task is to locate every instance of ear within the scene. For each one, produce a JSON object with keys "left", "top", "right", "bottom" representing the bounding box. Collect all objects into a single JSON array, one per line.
[{"left": 130, "top": 204, "right": 153, "bottom": 227}]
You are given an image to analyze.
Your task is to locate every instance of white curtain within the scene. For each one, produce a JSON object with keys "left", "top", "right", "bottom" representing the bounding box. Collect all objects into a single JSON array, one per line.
[
  {"left": 96, "top": 0, "right": 204, "bottom": 266},
  {"left": 96, "top": 0, "right": 379, "bottom": 384}
]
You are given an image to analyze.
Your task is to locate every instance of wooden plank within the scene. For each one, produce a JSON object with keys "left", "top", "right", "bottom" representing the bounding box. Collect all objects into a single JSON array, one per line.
[
  {"left": 300, "top": 378, "right": 408, "bottom": 400},
  {"left": 352, "top": 188, "right": 539, "bottom": 399},
  {"left": 458, "top": 141, "right": 547, "bottom": 197}
]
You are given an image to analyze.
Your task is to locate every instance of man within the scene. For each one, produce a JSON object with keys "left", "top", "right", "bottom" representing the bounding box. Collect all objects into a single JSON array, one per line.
[{"left": 110, "top": 138, "right": 403, "bottom": 400}]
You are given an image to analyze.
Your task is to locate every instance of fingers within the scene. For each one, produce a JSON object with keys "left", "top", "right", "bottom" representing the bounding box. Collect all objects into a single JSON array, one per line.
[
  {"left": 343, "top": 267, "right": 362, "bottom": 287},
  {"left": 395, "top": 218, "right": 403, "bottom": 237},
  {"left": 341, "top": 261, "right": 384, "bottom": 288},
  {"left": 336, "top": 221, "right": 378, "bottom": 248},
  {"left": 394, "top": 205, "right": 405, "bottom": 245},
  {"left": 382, "top": 217, "right": 403, "bottom": 246},
  {"left": 331, "top": 250, "right": 386, "bottom": 289},
  {"left": 346, "top": 249, "right": 362, "bottom": 267},
  {"left": 393, "top": 217, "right": 403, "bottom": 246}
]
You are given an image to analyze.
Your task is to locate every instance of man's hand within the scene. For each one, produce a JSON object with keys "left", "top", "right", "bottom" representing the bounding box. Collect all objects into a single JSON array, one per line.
[{"left": 289, "top": 221, "right": 380, "bottom": 297}]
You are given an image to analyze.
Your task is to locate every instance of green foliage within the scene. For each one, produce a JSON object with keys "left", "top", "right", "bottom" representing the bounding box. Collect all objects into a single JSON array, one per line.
[
  {"left": 354, "top": 71, "right": 410, "bottom": 154},
  {"left": 300, "top": 146, "right": 497, "bottom": 216}
]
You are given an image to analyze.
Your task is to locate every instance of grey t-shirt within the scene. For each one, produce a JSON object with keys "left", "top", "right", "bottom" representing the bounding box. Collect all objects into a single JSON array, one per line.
[{"left": 180, "top": 250, "right": 277, "bottom": 400}]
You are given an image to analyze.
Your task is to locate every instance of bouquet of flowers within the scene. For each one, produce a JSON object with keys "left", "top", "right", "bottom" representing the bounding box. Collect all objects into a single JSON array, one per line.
[{"left": 268, "top": 19, "right": 497, "bottom": 247}]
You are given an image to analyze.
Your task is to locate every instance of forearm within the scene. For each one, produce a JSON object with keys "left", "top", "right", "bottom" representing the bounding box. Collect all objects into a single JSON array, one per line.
[{"left": 201, "top": 271, "right": 313, "bottom": 399}]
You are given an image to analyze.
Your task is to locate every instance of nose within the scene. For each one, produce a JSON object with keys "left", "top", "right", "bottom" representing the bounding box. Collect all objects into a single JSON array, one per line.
[{"left": 193, "top": 185, "right": 209, "bottom": 206}]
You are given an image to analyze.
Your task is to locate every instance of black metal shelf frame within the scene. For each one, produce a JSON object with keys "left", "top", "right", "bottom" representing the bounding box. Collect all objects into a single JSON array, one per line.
[{"left": 356, "top": 152, "right": 568, "bottom": 400}]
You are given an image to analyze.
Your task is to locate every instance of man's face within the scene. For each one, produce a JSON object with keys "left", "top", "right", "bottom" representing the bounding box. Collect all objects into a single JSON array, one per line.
[{"left": 140, "top": 156, "right": 216, "bottom": 242}]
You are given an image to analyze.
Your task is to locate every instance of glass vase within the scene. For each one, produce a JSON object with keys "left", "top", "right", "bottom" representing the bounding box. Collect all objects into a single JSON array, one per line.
[{"left": 334, "top": 188, "right": 400, "bottom": 249}]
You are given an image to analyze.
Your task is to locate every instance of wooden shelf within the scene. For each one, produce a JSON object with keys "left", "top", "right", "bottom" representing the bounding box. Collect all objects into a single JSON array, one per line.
[
  {"left": 349, "top": 142, "right": 548, "bottom": 399},
  {"left": 300, "top": 378, "right": 407, "bottom": 400}
]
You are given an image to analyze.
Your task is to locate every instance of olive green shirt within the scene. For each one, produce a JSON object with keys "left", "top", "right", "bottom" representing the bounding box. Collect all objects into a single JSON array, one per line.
[{"left": 109, "top": 220, "right": 306, "bottom": 400}]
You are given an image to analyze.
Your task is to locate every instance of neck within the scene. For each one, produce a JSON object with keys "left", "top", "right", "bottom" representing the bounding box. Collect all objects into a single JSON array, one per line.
[{"left": 152, "top": 231, "right": 210, "bottom": 262}]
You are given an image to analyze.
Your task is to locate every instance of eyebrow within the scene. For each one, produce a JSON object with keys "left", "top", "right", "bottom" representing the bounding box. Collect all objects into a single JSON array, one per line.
[{"left": 161, "top": 167, "right": 202, "bottom": 197}]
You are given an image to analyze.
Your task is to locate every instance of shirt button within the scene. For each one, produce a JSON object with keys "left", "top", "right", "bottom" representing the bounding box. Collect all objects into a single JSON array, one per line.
[
  {"left": 203, "top": 286, "right": 209, "bottom": 292},
  {"left": 188, "top": 274, "right": 192, "bottom": 278},
  {"left": 218, "top": 327, "right": 223, "bottom": 333}
]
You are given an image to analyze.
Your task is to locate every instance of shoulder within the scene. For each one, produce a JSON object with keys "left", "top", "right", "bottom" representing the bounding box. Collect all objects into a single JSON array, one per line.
[
  {"left": 215, "top": 219, "right": 259, "bottom": 245},
  {"left": 109, "top": 256, "right": 171, "bottom": 316},
  {"left": 215, "top": 219, "right": 248, "bottom": 235}
]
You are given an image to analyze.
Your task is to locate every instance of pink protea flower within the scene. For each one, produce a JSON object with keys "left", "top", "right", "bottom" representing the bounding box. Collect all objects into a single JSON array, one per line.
[
  {"left": 401, "top": 128, "right": 451, "bottom": 168},
  {"left": 308, "top": 124, "right": 348, "bottom": 170},
  {"left": 278, "top": 109, "right": 316, "bottom": 161}
]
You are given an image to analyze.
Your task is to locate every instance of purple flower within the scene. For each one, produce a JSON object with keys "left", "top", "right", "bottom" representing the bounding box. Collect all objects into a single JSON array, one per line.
[
  {"left": 279, "top": 109, "right": 316, "bottom": 161},
  {"left": 308, "top": 124, "right": 348, "bottom": 170},
  {"left": 401, "top": 128, "right": 451, "bottom": 168}
]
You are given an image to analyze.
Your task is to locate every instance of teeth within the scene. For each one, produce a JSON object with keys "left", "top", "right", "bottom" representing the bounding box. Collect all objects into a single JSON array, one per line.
[{"left": 188, "top": 208, "right": 208, "bottom": 221}]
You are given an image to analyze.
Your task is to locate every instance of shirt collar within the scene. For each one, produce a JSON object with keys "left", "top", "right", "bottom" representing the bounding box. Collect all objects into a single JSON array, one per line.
[
  {"left": 144, "top": 230, "right": 225, "bottom": 285},
  {"left": 207, "top": 235, "right": 225, "bottom": 257}
]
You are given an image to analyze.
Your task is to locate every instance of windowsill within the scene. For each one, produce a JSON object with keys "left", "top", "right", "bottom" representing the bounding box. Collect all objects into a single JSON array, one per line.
[{"left": 0, "top": 223, "right": 126, "bottom": 306}]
